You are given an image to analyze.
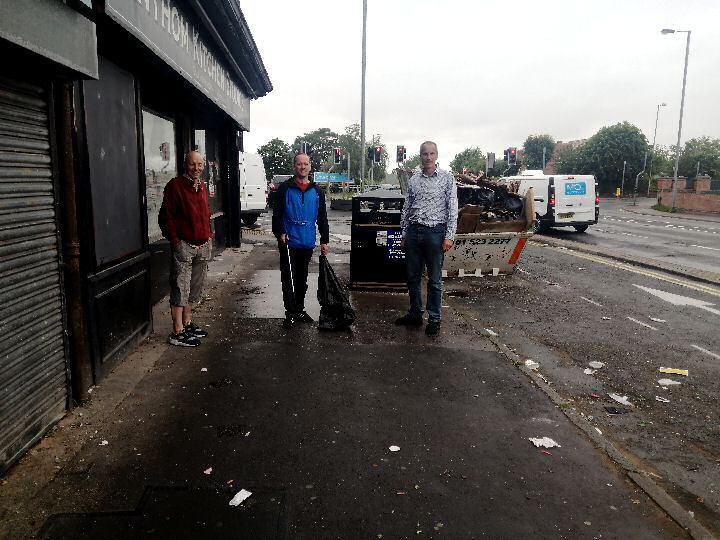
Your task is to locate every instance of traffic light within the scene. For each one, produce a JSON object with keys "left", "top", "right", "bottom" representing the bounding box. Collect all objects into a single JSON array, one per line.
[
  {"left": 301, "top": 141, "right": 313, "bottom": 155},
  {"left": 509, "top": 147, "right": 517, "bottom": 165},
  {"left": 373, "top": 146, "right": 383, "bottom": 163},
  {"left": 487, "top": 152, "right": 495, "bottom": 169},
  {"left": 333, "top": 147, "right": 342, "bottom": 164},
  {"left": 503, "top": 148, "right": 509, "bottom": 162},
  {"left": 396, "top": 145, "right": 406, "bottom": 163},
  {"left": 367, "top": 147, "right": 374, "bottom": 161}
]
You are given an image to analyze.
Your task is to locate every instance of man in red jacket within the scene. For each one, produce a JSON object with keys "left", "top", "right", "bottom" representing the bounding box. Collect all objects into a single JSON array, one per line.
[{"left": 159, "top": 151, "right": 213, "bottom": 347}]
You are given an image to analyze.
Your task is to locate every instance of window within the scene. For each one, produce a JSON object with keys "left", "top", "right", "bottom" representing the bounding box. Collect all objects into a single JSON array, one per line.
[
  {"left": 143, "top": 110, "right": 176, "bottom": 243},
  {"left": 194, "top": 129, "right": 223, "bottom": 216}
]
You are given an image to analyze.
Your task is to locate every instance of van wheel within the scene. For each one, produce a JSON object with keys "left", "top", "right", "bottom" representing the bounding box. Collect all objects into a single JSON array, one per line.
[
  {"left": 573, "top": 224, "right": 589, "bottom": 233},
  {"left": 242, "top": 215, "right": 258, "bottom": 226}
]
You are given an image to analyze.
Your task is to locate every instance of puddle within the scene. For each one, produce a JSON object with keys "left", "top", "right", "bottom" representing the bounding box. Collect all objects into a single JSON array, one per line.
[{"left": 241, "top": 270, "right": 320, "bottom": 319}]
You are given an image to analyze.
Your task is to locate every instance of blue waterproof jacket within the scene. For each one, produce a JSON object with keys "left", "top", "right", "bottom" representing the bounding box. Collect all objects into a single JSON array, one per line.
[{"left": 272, "top": 177, "right": 329, "bottom": 249}]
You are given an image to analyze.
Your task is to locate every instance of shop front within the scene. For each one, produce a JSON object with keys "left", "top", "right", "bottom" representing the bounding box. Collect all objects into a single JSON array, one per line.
[
  {"left": 0, "top": 0, "right": 270, "bottom": 473},
  {"left": 0, "top": 0, "right": 98, "bottom": 473}
]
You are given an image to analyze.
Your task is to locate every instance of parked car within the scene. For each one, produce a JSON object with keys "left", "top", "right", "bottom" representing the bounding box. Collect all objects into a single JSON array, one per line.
[{"left": 267, "top": 174, "right": 292, "bottom": 209}]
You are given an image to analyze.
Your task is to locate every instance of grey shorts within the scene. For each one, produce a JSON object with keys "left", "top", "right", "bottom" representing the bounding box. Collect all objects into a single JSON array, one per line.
[{"left": 169, "top": 240, "right": 212, "bottom": 306}]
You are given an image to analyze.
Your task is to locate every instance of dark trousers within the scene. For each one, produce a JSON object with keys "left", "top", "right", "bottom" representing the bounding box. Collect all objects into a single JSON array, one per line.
[
  {"left": 405, "top": 223, "right": 446, "bottom": 322},
  {"left": 279, "top": 243, "right": 313, "bottom": 315}
]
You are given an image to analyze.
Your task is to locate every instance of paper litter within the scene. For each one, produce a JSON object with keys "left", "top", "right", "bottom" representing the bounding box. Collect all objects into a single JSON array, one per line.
[
  {"left": 588, "top": 361, "right": 605, "bottom": 369},
  {"left": 659, "top": 367, "right": 688, "bottom": 376},
  {"left": 528, "top": 437, "right": 561, "bottom": 449},
  {"left": 229, "top": 489, "right": 252, "bottom": 506},
  {"left": 658, "top": 379, "right": 681, "bottom": 387},
  {"left": 608, "top": 393, "right": 633, "bottom": 407}
]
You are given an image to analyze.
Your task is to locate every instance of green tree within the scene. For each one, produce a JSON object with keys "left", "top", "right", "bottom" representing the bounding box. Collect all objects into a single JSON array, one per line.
[
  {"left": 449, "top": 147, "right": 485, "bottom": 174},
  {"left": 522, "top": 134, "right": 555, "bottom": 170},
  {"left": 677, "top": 137, "right": 720, "bottom": 178},
  {"left": 404, "top": 153, "right": 421, "bottom": 169},
  {"left": 292, "top": 127, "right": 339, "bottom": 165},
  {"left": 336, "top": 124, "right": 387, "bottom": 183},
  {"left": 257, "top": 138, "right": 293, "bottom": 180},
  {"left": 556, "top": 122, "right": 648, "bottom": 195}
]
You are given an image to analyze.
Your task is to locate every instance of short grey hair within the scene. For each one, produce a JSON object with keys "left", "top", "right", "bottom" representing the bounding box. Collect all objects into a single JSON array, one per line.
[{"left": 420, "top": 141, "right": 438, "bottom": 153}]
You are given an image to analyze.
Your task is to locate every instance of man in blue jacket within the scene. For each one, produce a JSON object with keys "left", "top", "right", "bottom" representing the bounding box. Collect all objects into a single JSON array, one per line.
[{"left": 272, "top": 153, "right": 330, "bottom": 328}]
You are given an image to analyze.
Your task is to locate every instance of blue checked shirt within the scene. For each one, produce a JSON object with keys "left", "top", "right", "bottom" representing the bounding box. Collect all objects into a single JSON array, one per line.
[{"left": 400, "top": 168, "right": 458, "bottom": 240}]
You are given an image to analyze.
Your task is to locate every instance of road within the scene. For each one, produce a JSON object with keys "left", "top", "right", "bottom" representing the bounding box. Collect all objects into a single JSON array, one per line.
[{"left": 538, "top": 198, "right": 720, "bottom": 276}]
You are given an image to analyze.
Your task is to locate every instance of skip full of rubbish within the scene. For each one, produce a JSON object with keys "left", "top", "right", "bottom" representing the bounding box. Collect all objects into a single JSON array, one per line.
[
  {"left": 229, "top": 489, "right": 252, "bottom": 507},
  {"left": 389, "top": 445, "right": 401, "bottom": 452},
  {"left": 658, "top": 367, "right": 688, "bottom": 376},
  {"left": 588, "top": 361, "right": 605, "bottom": 370},
  {"left": 658, "top": 378, "right": 681, "bottom": 387},
  {"left": 524, "top": 359, "right": 540, "bottom": 370},
  {"left": 528, "top": 436, "right": 561, "bottom": 449},
  {"left": 608, "top": 393, "right": 633, "bottom": 407},
  {"left": 655, "top": 396, "right": 671, "bottom": 403}
]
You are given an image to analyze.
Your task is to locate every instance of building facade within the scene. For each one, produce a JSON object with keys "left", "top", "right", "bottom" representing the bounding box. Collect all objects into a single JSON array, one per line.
[{"left": 0, "top": 0, "right": 271, "bottom": 473}]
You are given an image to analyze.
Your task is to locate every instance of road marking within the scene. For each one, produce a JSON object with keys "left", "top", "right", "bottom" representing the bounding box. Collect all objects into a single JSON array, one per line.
[
  {"left": 542, "top": 246, "right": 720, "bottom": 298},
  {"left": 580, "top": 296, "right": 603, "bottom": 307},
  {"left": 626, "top": 316, "right": 658, "bottom": 331},
  {"left": 691, "top": 345, "right": 720, "bottom": 360},
  {"left": 633, "top": 284, "right": 720, "bottom": 315},
  {"left": 691, "top": 244, "right": 720, "bottom": 252}
]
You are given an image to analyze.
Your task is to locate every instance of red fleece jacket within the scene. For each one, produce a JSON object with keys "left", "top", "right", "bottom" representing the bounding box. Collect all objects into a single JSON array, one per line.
[{"left": 159, "top": 175, "right": 212, "bottom": 246}]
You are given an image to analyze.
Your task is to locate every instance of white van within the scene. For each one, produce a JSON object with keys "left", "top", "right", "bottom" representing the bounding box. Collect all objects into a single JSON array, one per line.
[
  {"left": 239, "top": 152, "right": 268, "bottom": 225},
  {"left": 500, "top": 172, "right": 599, "bottom": 232}
]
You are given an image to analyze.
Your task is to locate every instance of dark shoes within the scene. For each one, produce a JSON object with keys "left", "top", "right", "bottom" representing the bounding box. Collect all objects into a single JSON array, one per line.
[
  {"left": 425, "top": 321, "right": 441, "bottom": 336},
  {"left": 395, "top": 314, "right": 423, "bottom": 326},
  {"left": 184, "top": 321, "right": 208, "bottom": 338},
  {"left": 169, "top": 331, "right": 201, "bottom": 347},
  {"left": 283, "top": 311, "right": 313, "bottom": 329}
]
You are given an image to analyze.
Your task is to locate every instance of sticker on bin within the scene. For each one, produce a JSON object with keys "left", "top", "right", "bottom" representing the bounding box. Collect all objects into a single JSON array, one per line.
[
  {"left": 564, "top": 182, "right": 587, "bottom": 196},
  {"left": 386, "top": 230, "right": 405, "bottom": 260},
  {"left": 376, "top": 230, "right": 388, "bottom": 246}
]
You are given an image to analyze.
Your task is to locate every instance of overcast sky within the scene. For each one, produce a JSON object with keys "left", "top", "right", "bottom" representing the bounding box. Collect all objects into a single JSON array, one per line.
[{"left": 241, "top": 0, "right": 720, "bottom": 168}]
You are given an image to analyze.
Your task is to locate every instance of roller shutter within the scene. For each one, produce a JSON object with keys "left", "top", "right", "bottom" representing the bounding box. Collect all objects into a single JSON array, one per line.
[{"left": 0, "top": 77, "right": 69, "bottom": 473}]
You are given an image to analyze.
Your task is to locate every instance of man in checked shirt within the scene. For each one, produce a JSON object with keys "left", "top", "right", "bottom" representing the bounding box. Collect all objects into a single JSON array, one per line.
[{"left": 396, "top": 141, "right": 458, "bottom": 336}]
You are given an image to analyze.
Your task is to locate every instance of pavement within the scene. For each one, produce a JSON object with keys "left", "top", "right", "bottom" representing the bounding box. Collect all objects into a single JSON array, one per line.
[
  {"left": 0, "top": 227, "right": 712, "bottom": 539},
  {"left": 533, "top": 198, "right": 720, "bottom": 287}
]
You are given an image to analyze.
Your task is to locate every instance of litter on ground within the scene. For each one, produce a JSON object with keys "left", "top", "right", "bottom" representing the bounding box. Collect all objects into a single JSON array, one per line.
[
  {"left": 588, "top": 361, "right": 605, "bottom": 369},
  {"left": 229, "top": 489, "right": 252, "bottom": 506},
  {"left": 658, "top": 378, "right": 681, "bottom": 386},
  {"left": 649, "top": 317, "right": 666, "bottom": 323},
  {"left": 583, "top": 368, "right": 596, "bottom": 375},
  {"left": 604, "top": 406, "right": 628, "bottom": 415},
  {"left": 204, "top": 467, "right": 213, "bottom": 475},
  {"left": 528, "top": 436, "right": 561, "bottom": 448},
  {"left": 389, "top": 445, "right": 400, "bottom": 452},
  {"left": 659, "top": 367, "right": 688, "bottom": 376},
  {"left": 655, "top": 396, "right": 670, "bottom": 403},
  {"left": 524, "top": 359, "right": 539, "bottom": 370},
  {"left": 608, "top": 393, "right": 633, "bottom": 407}
]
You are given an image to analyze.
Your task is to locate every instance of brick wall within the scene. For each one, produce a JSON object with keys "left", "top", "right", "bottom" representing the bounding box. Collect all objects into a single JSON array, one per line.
[{"left": 656, "top": 175, "right": 720, "bottom": 213}]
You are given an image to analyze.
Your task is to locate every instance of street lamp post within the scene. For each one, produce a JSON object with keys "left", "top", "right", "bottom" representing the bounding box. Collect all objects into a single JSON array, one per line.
[
  {"left": 646, "top": 102, "right": 666, "bottom": 196},
  {"left": 620, "top": 160, "right": 627, "bottom": 196},
  {"left": 662, "top": 28, "right": 691, "bottom": 210},
  {"left": 359, "top": 0, "right": 367, "bottom": 188}
]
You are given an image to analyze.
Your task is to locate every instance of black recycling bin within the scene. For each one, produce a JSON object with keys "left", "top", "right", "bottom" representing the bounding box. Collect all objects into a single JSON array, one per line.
[{"left": 350, "top": 190, "right": 407, "bottom": 290}]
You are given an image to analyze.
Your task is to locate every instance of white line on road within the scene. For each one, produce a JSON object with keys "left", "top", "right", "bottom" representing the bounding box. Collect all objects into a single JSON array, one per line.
[
  {"left": 541, "top": 246, "right": 720, "bottom": 298},
  {"left": 691, "top": 244, "right": 720, "bottom": 252},
  {"left": 626, "top": 316, "right": 658, "bottom": 331},
  {"left": 691, "top": 345, "right": 720, "bottom": 360},
  {"left": 580, "top": 296, "right": 603, "bottom": 307}
]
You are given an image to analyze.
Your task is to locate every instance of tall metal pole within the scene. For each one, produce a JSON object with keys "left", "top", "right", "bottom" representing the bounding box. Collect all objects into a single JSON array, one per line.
[
  {"left": 542, "top": 147, "right": 546, "bottom": 171},
  {"left": 647, "top": 102, "right": 666, "bottom": 197},
  {"left": 620, "top": 160, "right": 627, "bottom": 196},
  {"left": 670, "top": 30, "right": 691, "bottom": 210},
  {"left": 359, "top": 0, "right": 367, "bottom": 188}
]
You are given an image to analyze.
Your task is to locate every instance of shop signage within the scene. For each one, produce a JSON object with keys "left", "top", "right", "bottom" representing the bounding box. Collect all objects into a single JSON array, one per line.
[{"left": 106, "top": 0, "right": 250, "bottom": 128}]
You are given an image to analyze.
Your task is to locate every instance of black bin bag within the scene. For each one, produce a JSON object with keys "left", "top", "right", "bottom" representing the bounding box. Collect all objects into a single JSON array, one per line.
[{"left": 317, "top": 255, "right": 356, "bottom": 330}]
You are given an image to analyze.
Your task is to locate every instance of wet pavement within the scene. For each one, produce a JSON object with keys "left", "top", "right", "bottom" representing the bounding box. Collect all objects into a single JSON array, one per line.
[{"left": 0, "top": 226, "right": 695, "bottom": 539}]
